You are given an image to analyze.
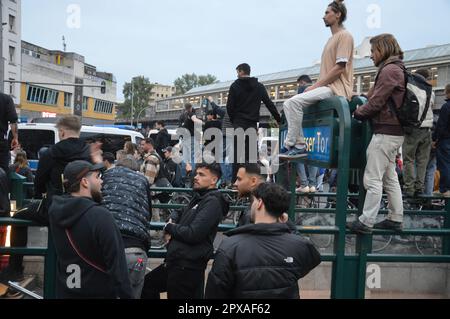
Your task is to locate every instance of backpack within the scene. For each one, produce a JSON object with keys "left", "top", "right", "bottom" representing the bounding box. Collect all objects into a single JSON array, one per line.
[{"left": 380, "top": 64, "right": 433, "bottom": 128}]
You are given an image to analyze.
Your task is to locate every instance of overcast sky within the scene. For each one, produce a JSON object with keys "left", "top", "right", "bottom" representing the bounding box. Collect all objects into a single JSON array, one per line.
[{"left": 23, "top": 0, "right": 450, "bottom": 100}]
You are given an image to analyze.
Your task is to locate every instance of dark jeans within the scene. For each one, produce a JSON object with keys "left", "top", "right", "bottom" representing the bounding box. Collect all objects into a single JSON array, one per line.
[
  {"left": 437, "top": 139, "right": 450, "bottom": 193},
  {"left": 141, "top": 263, "right": 205, "bottom": 299},
  {"left": 6, "top": 203, "right": 49, "bottom": 273},
  {"left": 0, "top": 139, "right": 10, "bottom": 174}
]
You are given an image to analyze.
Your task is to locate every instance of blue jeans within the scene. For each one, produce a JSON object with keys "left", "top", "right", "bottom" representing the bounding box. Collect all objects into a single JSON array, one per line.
[
  {"left": 220, "top": 136, "right": 233, "bottom": 184},
  {"left": 296, "top": 163, "right": 318, "bottom": 188},
  {"left": 437, "top": 139, "right": 450, "bottom": 193},
  {"left": 424, "top": 154, "right": 437, "bottom": 195}
]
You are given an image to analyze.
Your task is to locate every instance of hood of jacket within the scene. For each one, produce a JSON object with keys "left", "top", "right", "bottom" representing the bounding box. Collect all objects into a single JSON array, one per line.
[
  {"left": 235, "top": 77, "right": 259, "bottom": 92},
  {"left": 49, "top": 195, "right": 98, "bottom": 229},
  {"left": 50, "top": 138, "right": 91, "bottom": 164},
  {"left": 194, "top": 188, "right": 230, "bottom": 217}
]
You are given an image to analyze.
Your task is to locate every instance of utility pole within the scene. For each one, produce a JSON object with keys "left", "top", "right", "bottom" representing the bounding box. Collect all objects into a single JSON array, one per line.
[
  {"left": 131, "top": 80, "right": 134, "bottom": 128},
  {"left": 0, "top": 0, "right": 4, "bottom": 94}
]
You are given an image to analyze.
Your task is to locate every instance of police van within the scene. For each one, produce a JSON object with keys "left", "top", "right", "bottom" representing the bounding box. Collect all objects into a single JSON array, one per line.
[{"left": 12, "top": 123, "right": 144, "bottom": 170}]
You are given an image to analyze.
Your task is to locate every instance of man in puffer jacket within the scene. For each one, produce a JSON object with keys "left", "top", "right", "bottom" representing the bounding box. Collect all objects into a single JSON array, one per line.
[
  {"left": 102, "top": 157, "right": 152, "bottom": 298},
  {"left": 205, "top": 183, "right": 321, "bottom": 299}
]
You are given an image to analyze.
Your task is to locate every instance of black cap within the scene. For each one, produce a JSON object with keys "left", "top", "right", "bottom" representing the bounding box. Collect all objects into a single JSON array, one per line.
[
  {"left": 162, "top": 146, "right": 173, "bottom": 153},
  {"left": 63, "top": 161, "right": 104, "bottom": 190}
]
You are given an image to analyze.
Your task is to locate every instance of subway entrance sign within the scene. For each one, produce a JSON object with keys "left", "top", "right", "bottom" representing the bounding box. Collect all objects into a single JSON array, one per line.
[{"left": 280, "top": 125, "right": 333, "bottom": 164}]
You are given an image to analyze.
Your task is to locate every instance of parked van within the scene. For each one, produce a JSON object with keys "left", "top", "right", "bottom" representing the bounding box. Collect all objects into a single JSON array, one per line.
[{"left": 11, "top": 123, "right": 144, "bottom": 169}]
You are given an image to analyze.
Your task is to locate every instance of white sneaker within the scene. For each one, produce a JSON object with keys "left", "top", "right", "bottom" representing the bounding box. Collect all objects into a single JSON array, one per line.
[
  {"left": 309, "top": 187, "right": 317, "bottom": 193},
  {"left": 296, "top": 186, "right": 310, "bottom": 193}
]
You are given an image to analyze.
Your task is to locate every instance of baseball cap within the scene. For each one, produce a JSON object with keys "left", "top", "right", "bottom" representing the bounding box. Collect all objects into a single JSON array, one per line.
[{"left": 63, "top": 160, "right": 104, "bottom": 190}]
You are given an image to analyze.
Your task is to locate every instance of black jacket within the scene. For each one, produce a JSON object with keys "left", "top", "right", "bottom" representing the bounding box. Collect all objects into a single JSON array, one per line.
[
  {"left": 155, "top": 128, "right": 171, "bottom": 155},
  {"left": 102, "top": 166, "right": 152, "bottom": 251},
  {"left": 205, "top": 223, "right": 321, "bottom": 299},
  {"left": 49, "top": 195, "right": 133, "bottom": 299},
  {"left": 164, "top": 189, "right": 230, "bottom": 269},
  {"left": 226, "top": 77, "right": 281, "bottom": 128},
  {"left": 35, "top": 138, "right": 91, "bottom": 200},
  {"left": 0, "top": 167, "right": 9, "bottom": 217},
  {"left": 433, "top": 100, "right": 450, "bottom": 142}
]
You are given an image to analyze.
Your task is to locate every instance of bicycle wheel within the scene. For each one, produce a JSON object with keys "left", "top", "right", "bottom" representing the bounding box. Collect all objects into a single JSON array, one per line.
[
  {"left": 167, "top": 193, "right": 192, "bottom": 219},
  {"left": 414, "top": 217, "right": 442, "bottom": 255}
]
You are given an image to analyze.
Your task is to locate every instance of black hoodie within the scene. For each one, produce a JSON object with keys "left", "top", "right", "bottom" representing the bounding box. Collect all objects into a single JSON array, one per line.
[
  {"left": 164, "top": 189, "right": 230, "bottom": 269},
  {"left": 226, "top": 77, "right": 281, "bottom": 128},
  {"left": 49, "top": 195, "right": 133, "bottom": 299},
  {"left": 35, "top": 138, "right": 91, "bottom": 200}
]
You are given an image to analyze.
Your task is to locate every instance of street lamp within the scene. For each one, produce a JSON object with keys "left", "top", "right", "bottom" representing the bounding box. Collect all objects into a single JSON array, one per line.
[
  {"left": 131, "top": 80, "right": 134, "bottom": 128},
  {"left": 135, "top": 107, "right": 148, "bottom": 129}
]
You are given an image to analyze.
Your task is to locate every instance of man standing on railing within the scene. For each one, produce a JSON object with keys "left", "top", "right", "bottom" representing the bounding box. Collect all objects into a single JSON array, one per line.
[
  {"left": 227, "top": 63, "right": 282, "bottom": 182},
  {"left": 280, "top": 0, "right": 354, "bottom": 160},
  {"left": 347, "top": 34, "right": 406, "bottom": 234},
  {"left": 205, "top": 183, "right": 321, "bottom": 299},
  {"left": 49, "top": 161, "right": 132, "bottom": 299},
  {"left": 141, "top": 163, "right": 229, "bottom": 299}
]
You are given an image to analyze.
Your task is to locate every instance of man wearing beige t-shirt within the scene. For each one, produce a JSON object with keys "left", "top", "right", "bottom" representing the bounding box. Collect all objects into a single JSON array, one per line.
[{"left": 280, "top": 0, "right": 354, "bottom": 160}]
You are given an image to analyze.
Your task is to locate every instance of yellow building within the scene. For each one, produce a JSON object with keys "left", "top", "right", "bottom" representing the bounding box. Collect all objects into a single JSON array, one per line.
[{"left": 20, "top": 41, "right": 117, "bottom": 125}]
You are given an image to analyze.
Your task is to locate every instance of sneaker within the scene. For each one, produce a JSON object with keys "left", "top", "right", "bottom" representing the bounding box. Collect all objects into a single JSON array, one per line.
[
  {"left": 296, "top": 186, "right": 310, "bottom": 193},
  {"left": 374, "top": 219, "right": 403, "bottom": 232},
  {"left": 309, "top": 186, "right": 317, "bottom": 193},
  {"left": 279, "top": 146, "right": 308, "bottom": 160},
  {"left": 433, "top": 191, "right": 450, "bottom": 198},
  {"left": 280, "top": 146, "right": 290, "bottom": 154},
  {"left": 346, "top": 220, "right": 372, "bottom": 235}
]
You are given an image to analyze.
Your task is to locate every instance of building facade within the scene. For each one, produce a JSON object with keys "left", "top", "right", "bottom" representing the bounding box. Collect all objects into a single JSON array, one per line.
[
  {"left": 20, "top": 41, "right": 117, "bottom": 125},
  {"left": 152, "top": 42, "right": 450, "bottom": 127},
  {"left": 150, "top": 83, "right": 175, "bottom": 106},
  {"left": 1, "top": 0, "right": 21, "bottom": 105}
]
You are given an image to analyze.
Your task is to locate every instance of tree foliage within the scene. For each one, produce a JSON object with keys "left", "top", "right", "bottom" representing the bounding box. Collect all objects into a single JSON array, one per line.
[
  {"left": 174, "top": 73, "right": 218, "bottom": 95},
  {"left": 117, "top": 76, "right": 154, "bottom": 122}
]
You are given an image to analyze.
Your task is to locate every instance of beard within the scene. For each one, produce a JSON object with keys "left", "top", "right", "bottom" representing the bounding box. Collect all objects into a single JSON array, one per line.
[{"left": 91, "top": 189, "right": 103, "bottom": 204}]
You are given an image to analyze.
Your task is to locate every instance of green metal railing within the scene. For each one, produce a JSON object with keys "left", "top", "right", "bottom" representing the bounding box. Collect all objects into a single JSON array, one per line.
[{"left": 1, "top": 95, "right": 449, "bottom": 299}]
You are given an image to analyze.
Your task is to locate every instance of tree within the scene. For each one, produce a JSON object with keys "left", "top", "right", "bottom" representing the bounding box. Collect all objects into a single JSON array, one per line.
[
  {"left": 118, "top": 76, "right": 154, "bottom": 124},
  {"left": 174, "top": 73, "right": 218, "bottom": 95}
]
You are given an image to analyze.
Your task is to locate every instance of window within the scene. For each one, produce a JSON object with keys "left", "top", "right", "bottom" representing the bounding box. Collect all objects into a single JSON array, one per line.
[
  {"left": 26, "top": 85, "right": 59, "bottom": 106},
  {"left": 13, "top": 130, "right": 56, "bottom": 160},
  {"left": 9, "top": 79, "right": 14, "bottom": 96},
  {"left": 94, "top": 99, "right": 114, "bottom": 114},
  {"left": 9, "top": 46, "right": 15, "bottom": 64},
  {"left": 82, "top": 96, "right": 89, "bottom": 110},
  {"left": 9, "top": 15, "right": 16, "bottom": 33},
  {"left": 64, "top": 92, "right": 72, "bottom": 108}
]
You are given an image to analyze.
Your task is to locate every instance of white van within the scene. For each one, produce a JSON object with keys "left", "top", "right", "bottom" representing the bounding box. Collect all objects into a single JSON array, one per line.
[{"left": 13, "top": 123, "right": 144, "bottom": 169}]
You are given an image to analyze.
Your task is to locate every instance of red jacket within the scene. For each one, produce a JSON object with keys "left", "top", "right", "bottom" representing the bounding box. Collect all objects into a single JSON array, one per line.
[{"left": 355, "top": 56, "right": 406, "bottom": 136}]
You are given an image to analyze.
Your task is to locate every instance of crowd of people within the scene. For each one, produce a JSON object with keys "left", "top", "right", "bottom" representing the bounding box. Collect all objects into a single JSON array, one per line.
[{"left": 0, "top": 0, "right": 449, "bottom": 299}]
